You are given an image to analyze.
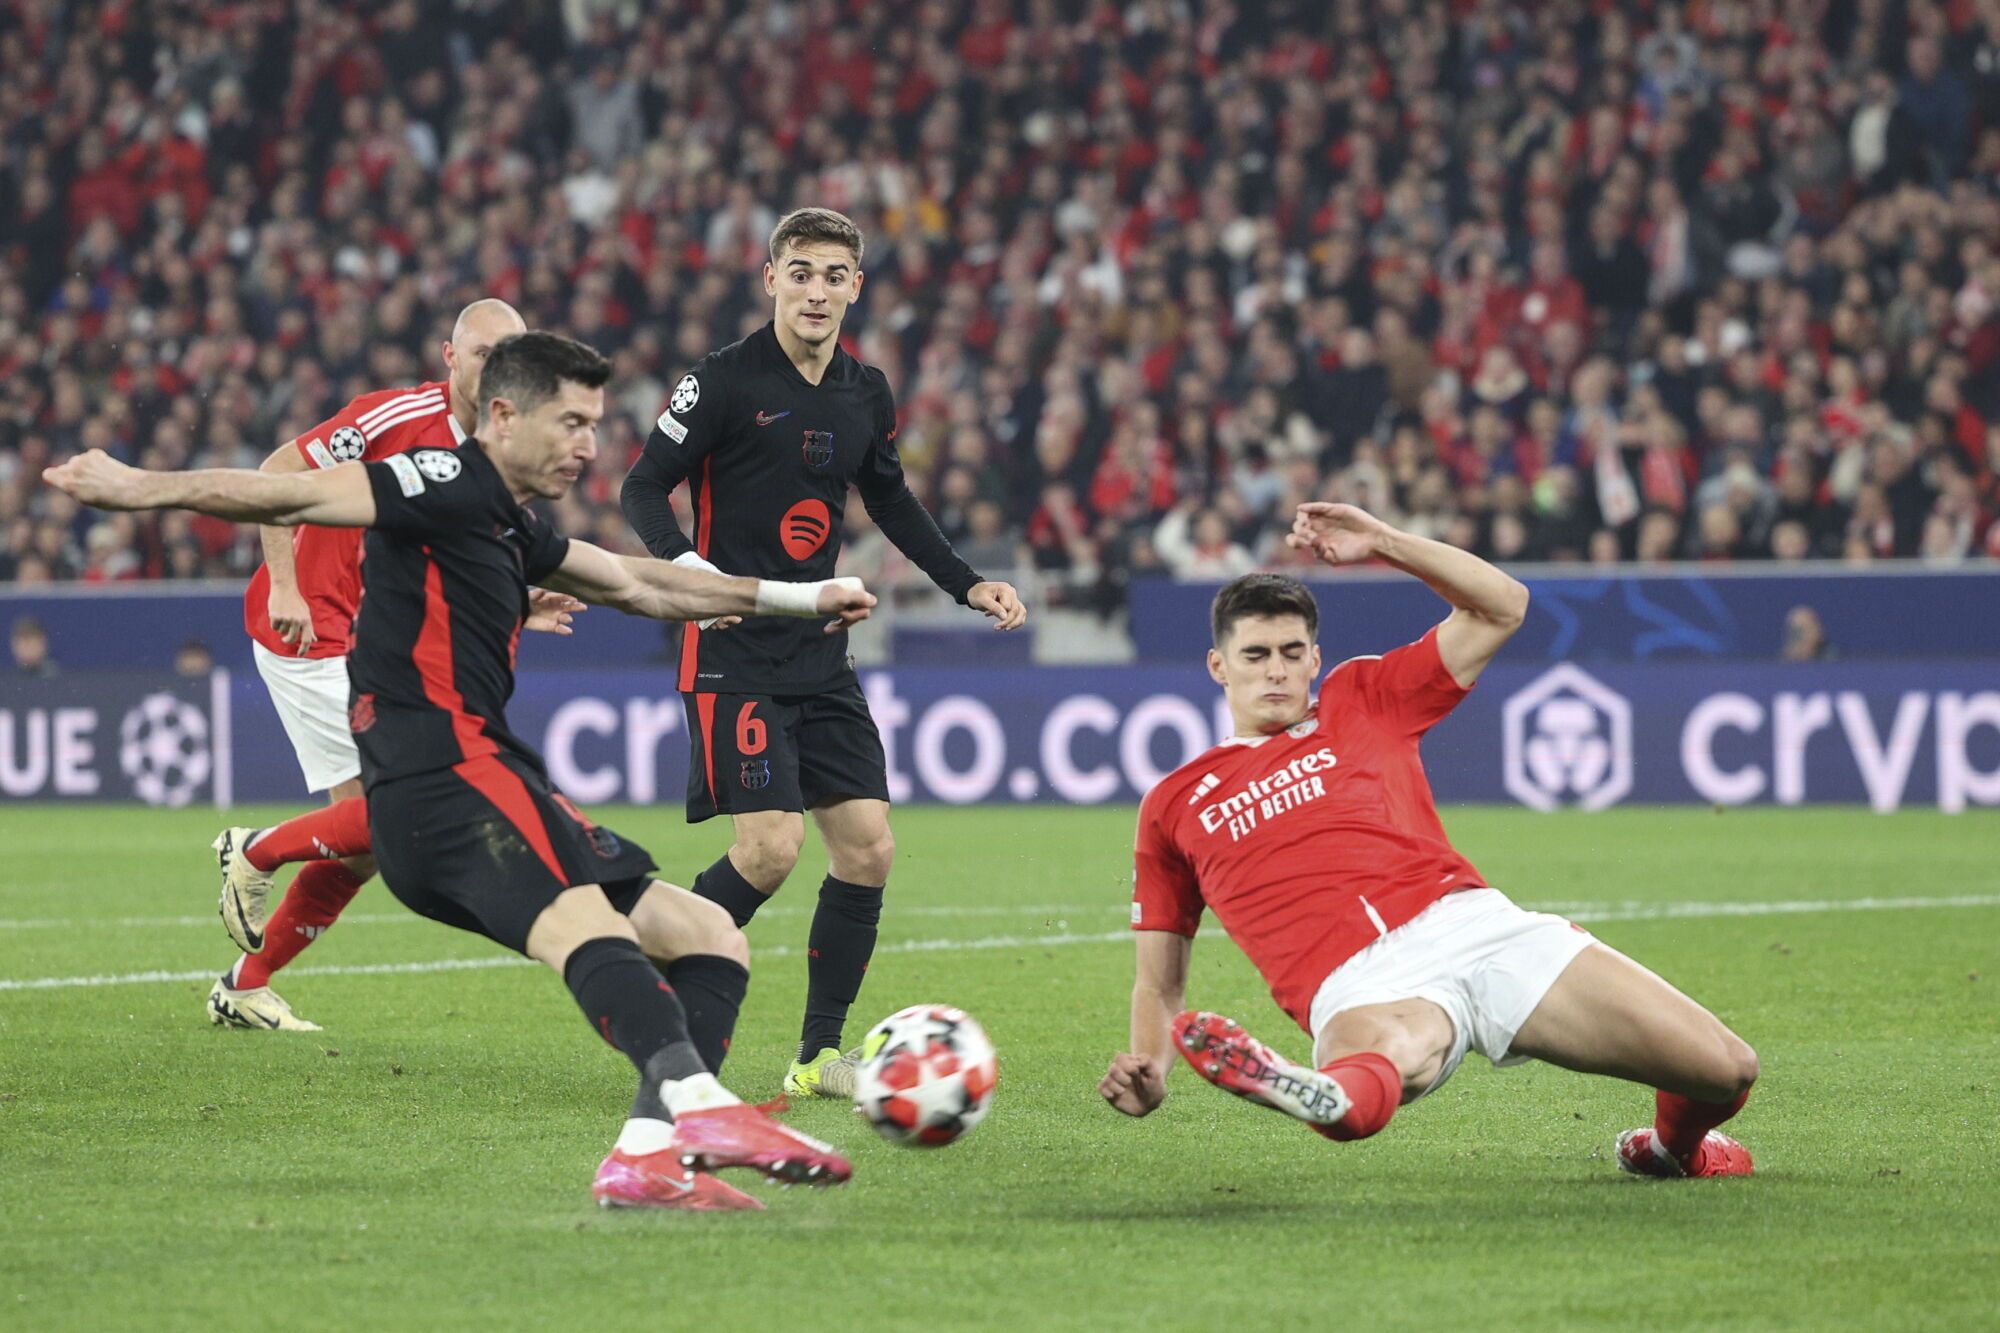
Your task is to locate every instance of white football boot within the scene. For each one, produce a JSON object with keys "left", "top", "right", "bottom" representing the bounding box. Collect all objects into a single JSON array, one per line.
[
  {"left": 212, "top": 827, "right": 274, "bottom": 952},
  {"left": 207, "top": 976, "right": 322, "bottom": 1032}
]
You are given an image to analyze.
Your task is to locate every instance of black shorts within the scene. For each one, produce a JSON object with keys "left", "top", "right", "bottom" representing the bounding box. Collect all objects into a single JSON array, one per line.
[
  {"left": 369, "top": 752, "right": 658, "bottom": 954},
  {"left": 682, "top": 680, "right": 890, "bottom": 823}
]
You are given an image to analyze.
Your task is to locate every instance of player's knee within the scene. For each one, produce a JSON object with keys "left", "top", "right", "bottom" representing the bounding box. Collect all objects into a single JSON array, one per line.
[
  {"left": 841, "top": 829, "right": 895, "bottom": 885},
  {"left": 689, "top": 894, "right": 751, "bottom": 968},
  {"left": 340, "top": 853, "right": 376, "bottom": 881},
  {"left": 1724, "top": 1036, "right": 1760, "bottom": 1098},
  {"left": 735, "top": 829, "right": 804, "bottom": 886}
]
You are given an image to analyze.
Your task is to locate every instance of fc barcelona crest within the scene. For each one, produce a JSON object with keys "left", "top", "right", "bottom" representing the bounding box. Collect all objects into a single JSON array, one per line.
[
  {"left": 740, "top": 759, "right": 773, "bottom": 790},
  {"left": 801, "top": 429, "right": 834, "bottom": 469}
]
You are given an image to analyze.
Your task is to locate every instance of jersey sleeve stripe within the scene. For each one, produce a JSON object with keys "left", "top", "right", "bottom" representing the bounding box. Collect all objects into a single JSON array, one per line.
[
  {"left": 356, "top": 388, "right": 444, "bottom": 431},
  {"left": 363, "top": 398, "right": 448, "bottom": 440}
]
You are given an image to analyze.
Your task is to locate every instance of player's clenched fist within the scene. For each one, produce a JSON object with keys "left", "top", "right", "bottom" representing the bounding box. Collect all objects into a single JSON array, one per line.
[
  {"left": 815, "top": 576, "right": 877, "bottom": 632},
  {"left": 1099, "top": 1052, "right": 1167, "bottom": 1117},
  {"left": 43, "top": 449, "right": 149, "bottom": 510}
]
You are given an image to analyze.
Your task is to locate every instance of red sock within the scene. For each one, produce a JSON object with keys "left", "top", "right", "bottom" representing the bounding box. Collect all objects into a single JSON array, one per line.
[
  {"left": 1654, "top": 1088, "right": 1750, "bottom": 1161},
  {"left": 232, "top": 861, "right": 365, "bottom": 989},
  {"left": 1315, "top": 1053, "right": 1402, "bottom": 1142},
  {"left": 244, "top": 797, "right": 371, "bottom": 871}
]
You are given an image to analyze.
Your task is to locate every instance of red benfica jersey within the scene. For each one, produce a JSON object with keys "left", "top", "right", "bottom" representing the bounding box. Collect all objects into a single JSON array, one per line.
[
  {"left": 1132, "top": 629, "right": 1486, "bottom": 1030},
  {"left": 244, "top": 382, "right": 465, "bottom": 659}
]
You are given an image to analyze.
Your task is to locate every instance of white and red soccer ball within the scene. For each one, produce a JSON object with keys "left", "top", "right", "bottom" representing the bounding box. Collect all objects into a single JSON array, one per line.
[{"left": 852, "top": 1004, "right": 997, "bottom": 1147}]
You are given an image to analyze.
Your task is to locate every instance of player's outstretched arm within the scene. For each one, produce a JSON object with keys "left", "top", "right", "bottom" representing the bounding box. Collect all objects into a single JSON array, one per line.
[
  {"left": 44, "top": 449, "right": 379, "bottom": 528},
  {"left": 1289, "top": 502, "right": 1529, "bottom": 686},
  {"left": 1099, "top": 931, "right": 1192, "bottom": 1118},
  {"left": 544, "top": 539, "right": 876, "bottom": 629}
]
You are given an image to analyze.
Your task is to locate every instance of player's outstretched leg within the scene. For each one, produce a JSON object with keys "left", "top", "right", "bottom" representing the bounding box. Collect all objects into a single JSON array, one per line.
[
  {"left": 1173, "top": 1011, "right": 1402, "bottom": 1141},
  {"left": 213, "top": 797, "right": 371, "bottom": 951},
  {"left": 534, "top": 887, "right": 850, "bottom": 1209},
  {"left": 1509, "top": 943, "right": 1758, "bottom": 1180}
]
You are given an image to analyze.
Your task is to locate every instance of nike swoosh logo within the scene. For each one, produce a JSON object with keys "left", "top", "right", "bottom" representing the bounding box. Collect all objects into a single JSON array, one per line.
[{"left": 755, "top": 411, "right": 791, "bottom": 426}]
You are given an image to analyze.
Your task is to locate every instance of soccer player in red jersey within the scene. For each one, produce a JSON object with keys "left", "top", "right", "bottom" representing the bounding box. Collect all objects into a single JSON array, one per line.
[
  {"left": 1098, "top": 503, "right": 1758, "bottom": 1179},
  {"left": 207, "top": 299, "right": 557, "bottom": 1032}
]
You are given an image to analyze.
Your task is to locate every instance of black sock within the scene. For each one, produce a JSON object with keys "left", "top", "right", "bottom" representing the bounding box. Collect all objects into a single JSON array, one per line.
[
  {"left": 800, "top": 876, "right": 883, "bottom": 1060},
  {"left": 666, "top": 954, "right": 749, "bottom": 1075},
  {"left": 561, "top": 936, "right": 706, "bottom": 1120},
  {"left": 692, "top": 852, "right": 772, "bottom": 928}
]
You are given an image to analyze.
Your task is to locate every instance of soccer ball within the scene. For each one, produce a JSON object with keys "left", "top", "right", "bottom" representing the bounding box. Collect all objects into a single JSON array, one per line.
[{"left": 852, "top": 1004, "right": 997, "bottom": 1147}]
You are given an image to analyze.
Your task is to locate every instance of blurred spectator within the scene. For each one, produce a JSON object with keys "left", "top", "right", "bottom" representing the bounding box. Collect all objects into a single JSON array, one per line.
[
  {"left": 174, "top": 639, "right": 216, "bottom": 678},
  {"left": 0, "top": 0, "right": 1994, "bottom": 606},
  {"left": 1781, "top": 606, "right": 1836, "bottom": 662},
  {"left": 10, "top": 616, "right": 57, "bottom": 677}
]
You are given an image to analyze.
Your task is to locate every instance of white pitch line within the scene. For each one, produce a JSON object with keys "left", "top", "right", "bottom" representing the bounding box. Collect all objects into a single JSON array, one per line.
[
  {"left": 0, "top": 902, "right": 1109, "bottom": 932},
  {"left": 1, "top": 895, "right": 1995, "bottom": 994},
  {"left": 0, "top": 930, "right": 1136, "bottom": 992}
]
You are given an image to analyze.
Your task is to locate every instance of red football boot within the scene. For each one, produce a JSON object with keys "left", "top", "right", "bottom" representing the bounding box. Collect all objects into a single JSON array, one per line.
[
  {"left": 1616, "top": 1127, "right": 1755, "bottom": 1178},
  {"left": 592, "top": 1147, "right": 765, "bottom": 1211},
  {"left": 673, "top": 1104, "right": 853, "bottom": 1186},
  {"left": 1171, "top": 1010, "right": 1353, "bottom": 1134}
]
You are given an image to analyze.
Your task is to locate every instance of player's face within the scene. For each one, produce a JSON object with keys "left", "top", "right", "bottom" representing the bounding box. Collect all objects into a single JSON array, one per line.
[
  {"left": 765, "top": 243, "right": 862, "bottom": 347},
  {"left": 1209, "top": 615, "right": 1322, "bottom": 736},
  {"left": 500, "top": 380, "right": 602, "bottom": 500}
]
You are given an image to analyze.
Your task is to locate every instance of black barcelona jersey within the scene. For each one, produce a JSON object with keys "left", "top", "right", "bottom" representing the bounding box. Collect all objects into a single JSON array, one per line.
[
  {"left": 347, "top": 442, "right": 571, "bottom": 787},
  {"left": 624, "top": 322, "right": 980, "bottom": 695}
]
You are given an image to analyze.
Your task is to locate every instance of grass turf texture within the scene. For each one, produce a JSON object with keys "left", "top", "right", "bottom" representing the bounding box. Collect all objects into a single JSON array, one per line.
[{"left": 2, "top": 804, "right": 1997, "bottom": 1331}]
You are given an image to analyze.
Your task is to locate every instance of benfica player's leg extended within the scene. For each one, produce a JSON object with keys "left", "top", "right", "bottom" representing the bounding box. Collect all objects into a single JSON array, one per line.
[
  {"left": 681, "top": 685, "right": 894, "bottom": 1098},
  {"left": 367, "top": 750, "right": 851, "bottom": 1208},
  {"left": 208, "top": 647, "right": 380, "bottom": 1032},
  {"left": 1175, "top": 888, "right": 1759, "bottom": 1178}
]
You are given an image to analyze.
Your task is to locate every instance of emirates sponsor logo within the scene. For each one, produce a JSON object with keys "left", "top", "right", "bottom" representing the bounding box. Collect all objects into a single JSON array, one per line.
[{"left": 1196, "top": 746, "right": 1337, "bottom": 842}]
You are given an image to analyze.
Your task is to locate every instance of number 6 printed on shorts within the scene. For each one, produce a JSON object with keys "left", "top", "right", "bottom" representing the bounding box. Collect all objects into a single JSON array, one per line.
[{"left": 737, "top": 701, "right": 768, "bottom": 756}]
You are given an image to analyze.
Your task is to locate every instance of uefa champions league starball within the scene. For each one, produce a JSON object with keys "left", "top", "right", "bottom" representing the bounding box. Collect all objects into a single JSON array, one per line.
[{"left": 852, "top": 1005, "right": 998, "bottom": 1147}]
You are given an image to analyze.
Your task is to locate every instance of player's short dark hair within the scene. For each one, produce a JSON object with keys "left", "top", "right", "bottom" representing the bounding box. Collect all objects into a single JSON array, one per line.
[
  {"left": 478, "top": 332, "right": 611, "bottom": 420},
  {"left": 1211, "top": 574, "right": 1319, "bottom": 646},
  {"left": 769, "top": 207, "right": 864, "bottom": 265}
]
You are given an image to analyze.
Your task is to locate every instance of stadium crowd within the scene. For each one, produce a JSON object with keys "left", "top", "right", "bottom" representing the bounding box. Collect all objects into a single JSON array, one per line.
[{"left": 3, "top": 0, "right": 1999, "bottom": 614}]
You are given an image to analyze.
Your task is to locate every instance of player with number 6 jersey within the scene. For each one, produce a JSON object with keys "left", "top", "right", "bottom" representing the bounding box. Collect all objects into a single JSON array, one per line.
[{"left": 622, "top": 207, "right": 1028, "bottom": 1099}]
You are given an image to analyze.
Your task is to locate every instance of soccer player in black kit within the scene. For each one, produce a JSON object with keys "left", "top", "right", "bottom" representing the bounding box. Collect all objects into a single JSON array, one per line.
[
  {"left": 44, "top": 333, "right": 877, "bottom": 1211},
  {"left": 623, "top": 207, "right": 1028, "bottom": 1098}
]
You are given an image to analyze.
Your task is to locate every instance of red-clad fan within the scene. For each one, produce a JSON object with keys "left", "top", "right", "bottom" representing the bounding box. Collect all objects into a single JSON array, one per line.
[
  {"left": 205, "top": 299, "right": 574, "bottom": 1032},
  {"left": 1099, "top": 505, "right": 1759, "bottom": 1180}
]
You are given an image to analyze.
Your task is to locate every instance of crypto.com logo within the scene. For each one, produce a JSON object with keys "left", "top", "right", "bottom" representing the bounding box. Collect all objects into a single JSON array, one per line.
[{"left": 1502, "top": 664, "right": 1633, "bottom": 812}]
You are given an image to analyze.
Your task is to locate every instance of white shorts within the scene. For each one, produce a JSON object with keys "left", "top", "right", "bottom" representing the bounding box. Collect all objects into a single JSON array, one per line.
[
  {"left": 253, "top": 642, "right": 360, "bottom": 793},
  {"left": 1307, "top": 888, "right": 1593, "bottom": 1099}
]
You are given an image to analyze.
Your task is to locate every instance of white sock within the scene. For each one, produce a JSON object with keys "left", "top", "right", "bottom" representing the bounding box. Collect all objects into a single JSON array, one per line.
[
  {"left": 615, "top": 1117, "right": 676, "bottom": 1155},
  {"left": 658, "top": 1072, "right": 740, "bottom": 1118}
]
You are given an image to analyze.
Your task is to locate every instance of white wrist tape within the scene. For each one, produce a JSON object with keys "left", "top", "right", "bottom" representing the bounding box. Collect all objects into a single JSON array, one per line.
[{"left": 756, "top": 576, "right": 861, "bottom": 617}]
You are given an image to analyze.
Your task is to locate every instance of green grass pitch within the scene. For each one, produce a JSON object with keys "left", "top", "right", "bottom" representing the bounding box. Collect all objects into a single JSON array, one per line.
[{"left": 2, "top": 803, "right": 1997, "bottom": 1330}]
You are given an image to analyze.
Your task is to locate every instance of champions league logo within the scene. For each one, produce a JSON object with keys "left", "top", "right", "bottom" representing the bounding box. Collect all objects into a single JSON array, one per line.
[
  {"left": 1502, "top": 664, "right": 1633, "bottom": 812},
  {"left": 119, "top": 693, "right": 211, "bottom": 808},
  {"left": 801, "top": 429, "right": 834, "bottom": 469}
]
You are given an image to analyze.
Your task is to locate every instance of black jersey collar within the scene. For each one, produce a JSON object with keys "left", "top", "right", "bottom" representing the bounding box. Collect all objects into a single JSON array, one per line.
[{"left": 756, "top": 320, "right": 849, "bottom": 389}]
